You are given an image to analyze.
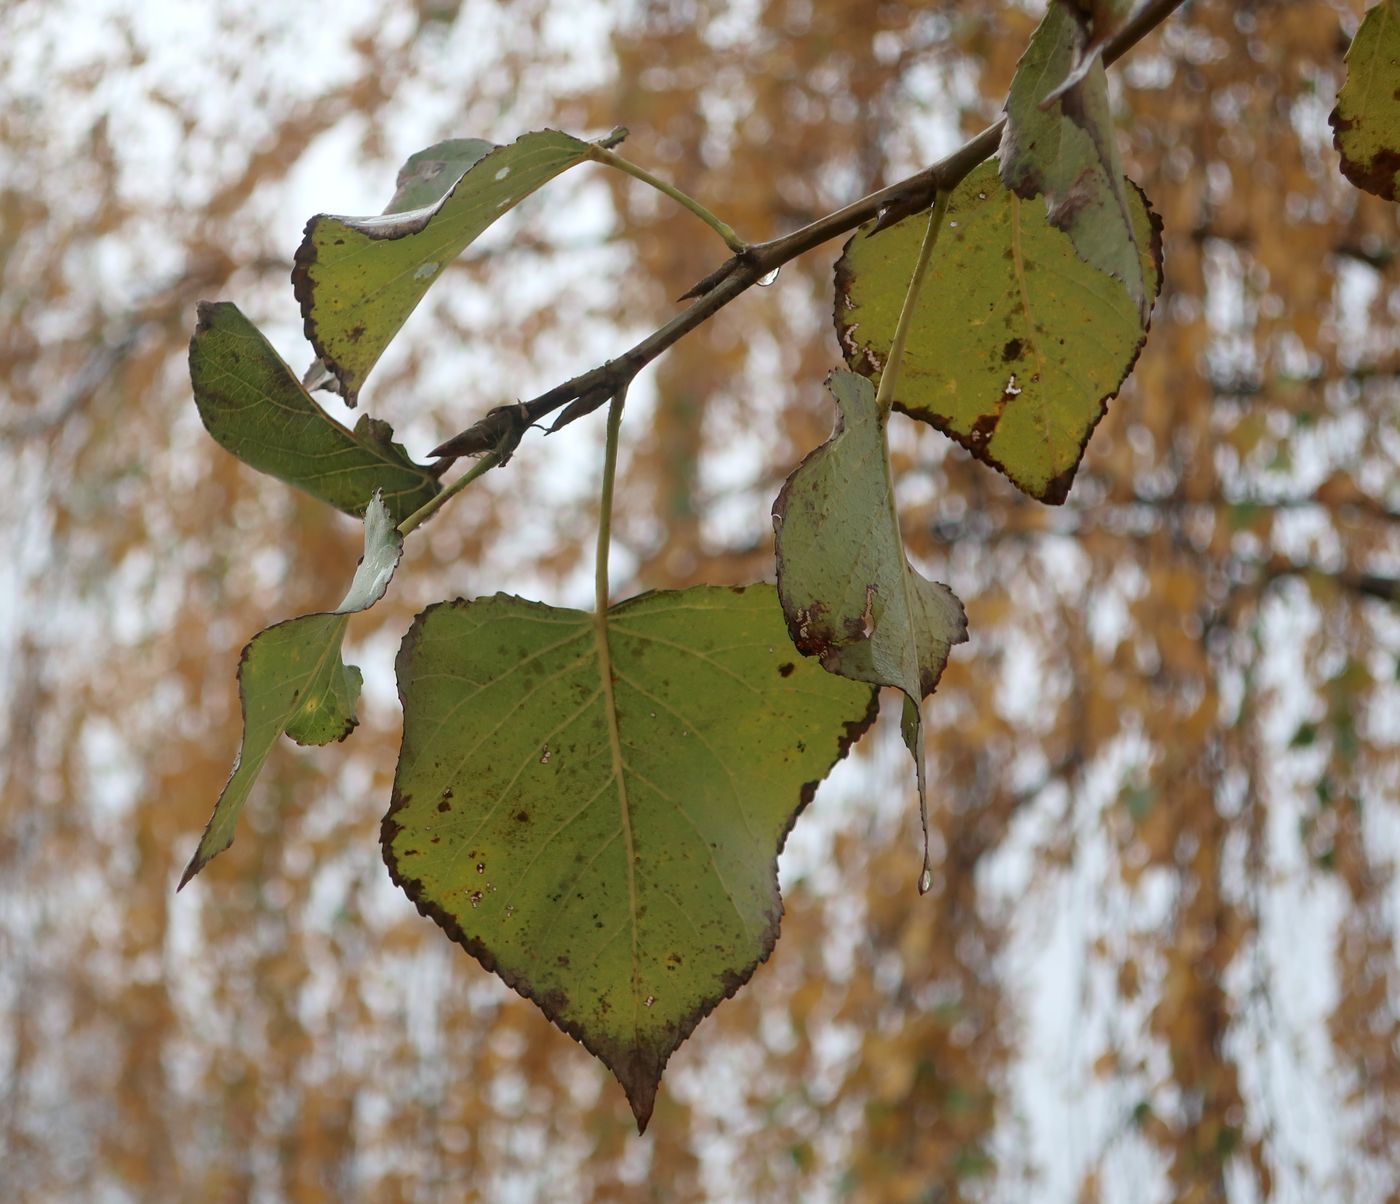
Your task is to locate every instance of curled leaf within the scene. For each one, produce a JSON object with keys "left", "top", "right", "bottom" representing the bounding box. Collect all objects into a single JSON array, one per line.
[
  {"left": 385, "top": 138, "right": 496, "bottom": 213},
  {"left": 1001, "top": 2, "right": 1149, "bottom": 317},
  {"left": 178, "top": 494, "right": 403, "bottom": 888},
  {"left": 772, "top": 371, "right": 967, "bottom": 886},
  {"left": 293, "top": 129, "right": 594, "bottom": 405}
]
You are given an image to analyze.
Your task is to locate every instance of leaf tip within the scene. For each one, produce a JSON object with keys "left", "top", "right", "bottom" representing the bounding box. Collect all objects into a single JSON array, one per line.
[
  {"left": 192, "top": 299, "right": 223, "bottom": 336},
  {"left": 617, "top": 1064, "right": 661, "bottom": 1134},
  {"left": 175, "top": 857, "right": 201, "bottom": 892}
]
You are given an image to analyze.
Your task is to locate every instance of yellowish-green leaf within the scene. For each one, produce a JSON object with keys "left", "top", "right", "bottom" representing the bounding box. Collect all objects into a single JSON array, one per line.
[
  {"left": 190, "top": 302, "right": 439, "bottom": 522},
  {"left": 293, "top": 129, "right": 593, "bottom": 405},
  {"left": 1331, "top": 1, "right": 1400, "bottom": 201},
  {"left": 834, "top": 162, "right": 1162, "bottom": 503},
  {"left": 179, "top": 494, "right": 403, "bottom": 888},
  {"left": 1001, "top": 2, "right": 1148, "bottom": 318},
  {"left": 772, "top": 371, "right": 967, "bottom": 886},
  {"left": 383, "top": 585, "right": 876, "bottom": 1130}
]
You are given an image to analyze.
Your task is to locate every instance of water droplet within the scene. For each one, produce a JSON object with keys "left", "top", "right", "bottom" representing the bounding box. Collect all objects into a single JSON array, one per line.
[
  {"left": 504, "top": 904, "right": 516, "bottom": 918},
  {"left": 757, "top": 267, "right": 780, "bottom": 287},
  {"left": 948, "top": 220, "right": 959, "bottom": 229},
  {"left": 413, "top": 262, "right": 439, "bottom": 280},
  {"left": 494, "top": 166, "right": 511, "bottom": 180},
  {"left": 919, "top": 868, "right": 933, "bottom": 894},
  {"left": 644, "top": 995, "right": 656, "bottom": 1008},
  {"left": 476, "top": 862, "right": 485, "bottom": 874}
]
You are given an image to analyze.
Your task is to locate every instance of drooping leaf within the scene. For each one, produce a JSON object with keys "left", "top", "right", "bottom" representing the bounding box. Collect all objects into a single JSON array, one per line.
[
  {"left": 384, "top": 137, "right": 496, "bottom": 213},
  {"left": 1331, "top": 1, "right": 1400, "bottom": 201},
  {"left": 179, "top": 494, "right": 404, "bottom": 888},
  {"left": 834, "top": 161, "right": 1162, "bottom": 503},
  {"left": 772, "top": 371, "right": 967, "bottom": 886},
  {"left": 383, "top": 584, "right": 877, "bottom": 1130},
  {"left": 293, "top": 129, "right": 595, "bottom": 405},
  {"left": 1001, "top": 3, "right": 1149, "bottom": 318},
  {"left": 190, "top": 302, "right": 440, "bottom": 523}
]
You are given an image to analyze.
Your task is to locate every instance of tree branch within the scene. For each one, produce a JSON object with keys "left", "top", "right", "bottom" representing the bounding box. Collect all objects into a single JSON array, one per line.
[{"left": 431, "top": 0, "right": 1191, "bottom": 461}]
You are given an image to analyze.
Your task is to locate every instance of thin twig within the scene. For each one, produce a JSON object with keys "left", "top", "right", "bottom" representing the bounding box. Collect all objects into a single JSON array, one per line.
[{"left": 431, "top": 0, "right": 1190, "bottom": 462}]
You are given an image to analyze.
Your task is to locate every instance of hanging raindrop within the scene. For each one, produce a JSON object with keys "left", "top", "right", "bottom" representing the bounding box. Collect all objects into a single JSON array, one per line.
[{"left": 756, "top": 267, "right": 780, "bottom": 287}]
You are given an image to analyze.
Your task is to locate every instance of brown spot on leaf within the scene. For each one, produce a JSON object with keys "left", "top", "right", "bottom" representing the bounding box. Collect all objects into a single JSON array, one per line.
[
  {"left": 778, "top": 662, "right": 795, "bottom": 677},
  {"left": 1336, "top": 141, "right": 1400, "bottom": 202}
]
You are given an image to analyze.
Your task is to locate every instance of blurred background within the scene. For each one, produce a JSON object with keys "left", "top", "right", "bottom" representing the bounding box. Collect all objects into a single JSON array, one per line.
[{"left": 3, "top": 0, "right": 1399, "bottom": 1199}]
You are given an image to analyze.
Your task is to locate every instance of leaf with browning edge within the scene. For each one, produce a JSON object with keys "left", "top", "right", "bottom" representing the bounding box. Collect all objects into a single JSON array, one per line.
[
  {"left": 179, "top": 494, "right": 403, "bottom": 888},
  {"left": 1331, "top": 1, "right": 1400, "bottom": 201},
  {"left": 190, "top": 302, "right": 440, "bottom": 523},
  {"left": 835, "top": 162, "right": 1162, "bottom": 503},
  {"left": 384, "top": 585, "right": 876, "bottom": 1130},
  {"left": 1001, "top": 2, "right": 1149, "bottom": 318},
  {"left": 293, "top": 129, "right": 594, "bottom": 405},
  {"left": 772, "top": 371, "right": 967, "bottom": 887}
]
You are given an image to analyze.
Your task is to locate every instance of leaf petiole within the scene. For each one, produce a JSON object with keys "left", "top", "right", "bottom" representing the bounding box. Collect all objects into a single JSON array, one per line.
[
  {"left": 396, "top": 450, "right": 501, "bottom": 537},
  {"left": 874, "top": 190, "right": 950, "bottom": 418},
  {"left": 588, "top": 142, "right": 748, "bottom": 254},
  {"left": 594, "top": 386, "right": 628, "bottom": 612}
]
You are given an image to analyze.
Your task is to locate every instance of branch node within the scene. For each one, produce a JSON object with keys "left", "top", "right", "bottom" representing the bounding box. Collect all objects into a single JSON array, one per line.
[{"left": 430, "top": 403, "right": 529, "bottom": 461}]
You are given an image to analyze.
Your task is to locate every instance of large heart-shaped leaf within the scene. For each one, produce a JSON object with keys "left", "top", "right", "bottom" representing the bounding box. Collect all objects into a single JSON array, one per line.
[
  {"left": 190, "top": 302, "right": 439, "bottom": 523},
  {"left": 1331, "top": 0, "right": 1400, "bottom": 201},
  {"left": 772, "top": 371, "right": 967, "bottom": 885},
  {"left": 834, "top": 161, "right": 1162, "bottom": 504},
  {"left": 383, "top": 585, "right": 877, "bottom": 1130},
  {"left": 293, "top": 129, "right": 595, "bottom": 405},
  {"left": 179, "top": 494, "right": 403, "bottom": 888},
  {"left": 1001, "top": 2, "right": 1149, "bottom": 318}
]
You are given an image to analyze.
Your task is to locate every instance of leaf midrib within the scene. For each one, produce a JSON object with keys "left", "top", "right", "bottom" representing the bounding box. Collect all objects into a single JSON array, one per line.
[{"left": 592, "top": 606, "right": 642, "bottom": 1043}]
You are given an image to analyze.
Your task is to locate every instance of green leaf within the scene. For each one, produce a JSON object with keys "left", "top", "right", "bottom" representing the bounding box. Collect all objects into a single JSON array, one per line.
[
  {"left": 772, "top": 371, "right": 967, "bottom": 885},
  {"left": 834, "top": 161, "right": 1162, "bottom": 503},
  {"left": 179, "top": 494, "right": 404, "bottom": 888},
  {"left": 293, "top": 129, "right": 594, "bottom": 405},
  {"left": 1331, "top": 1, "right": 1400, "bottom": 201},
  {"left": 190, "top": 302, "right": 440, "bottom": 522},
  {"left": 383, "top": 584, "right": 876, "bottom": 1131},
  {"left": 1001, "top": 3, "right": 1149, "bottom": 318},
  {"left": 384, "top": 138, "right": 496, "bottom": 213}
]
